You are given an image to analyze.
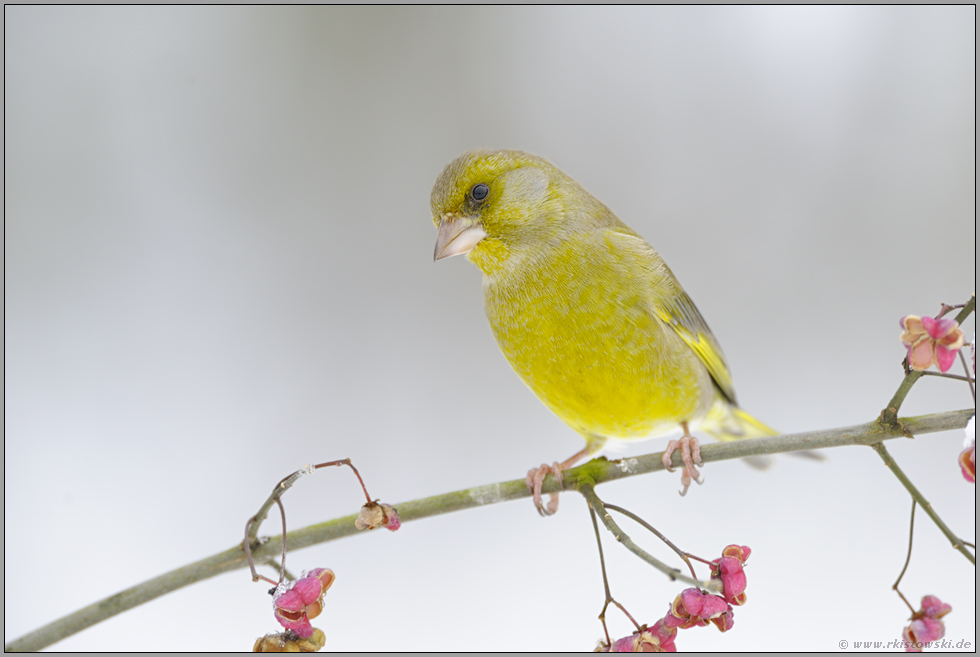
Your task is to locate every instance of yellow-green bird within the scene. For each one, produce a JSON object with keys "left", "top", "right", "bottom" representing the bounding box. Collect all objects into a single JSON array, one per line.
[{"left": 431, "top": 150, "right": 778, "bottom": 515}]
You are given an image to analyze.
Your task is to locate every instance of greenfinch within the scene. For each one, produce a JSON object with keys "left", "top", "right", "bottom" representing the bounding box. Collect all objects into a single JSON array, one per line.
[{"left": 431, "top": 150, "right": 777, "bottom": 515}]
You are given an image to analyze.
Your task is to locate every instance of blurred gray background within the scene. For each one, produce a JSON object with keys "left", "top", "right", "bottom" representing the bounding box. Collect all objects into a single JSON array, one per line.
[{"left": 5, "top": 6, "right": 975, "bottom": 651}]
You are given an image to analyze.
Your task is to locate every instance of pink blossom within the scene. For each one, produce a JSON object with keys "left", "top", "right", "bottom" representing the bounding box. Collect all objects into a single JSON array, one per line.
[
  {"left": 663, "top": 588, "right": 732, "bottom": 631},
  {"left": 902, "top": 595, "right": 952, "bottom": 652},
  {"left": 903, "top": 618, "right": 944, "bottom": 652},
  {"left": 272, "top": 568, "right": 336, "bottom": 638},
  {"left": 900, "top": 315, "right": 964, "bottom": 373},
  {"left": 710, "top": 545, "right": 751, "bottom": 606},
  {"left": 919, "top": 595, "right": 952, "bottom": 620},
  {"left": 600, "top": 620, "right": 677, "bottom": 652},
  {"left": 709, "top": 605, "right": 735, "bottom": 633}
]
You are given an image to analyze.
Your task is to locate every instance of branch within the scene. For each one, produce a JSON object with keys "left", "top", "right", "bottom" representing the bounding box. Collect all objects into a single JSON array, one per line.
[
  {"left": 579, "top": 483, "right": 715, "bottom": 591},
  {"left": 871, "top": 442, "right": 975, "bottom": 564},
  {"left": 5, "top": 409, "right": 972, "bottom": 652}
]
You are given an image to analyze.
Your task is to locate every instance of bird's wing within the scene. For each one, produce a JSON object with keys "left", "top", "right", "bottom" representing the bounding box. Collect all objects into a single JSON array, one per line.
[{"left": 604, "top": 229, "right": 738, "bottom": 406}]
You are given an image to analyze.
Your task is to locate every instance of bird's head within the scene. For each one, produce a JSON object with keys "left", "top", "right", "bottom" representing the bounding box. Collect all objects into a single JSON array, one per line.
[{"left": 430, "top": 150, "right": 588, "bottom": 275}]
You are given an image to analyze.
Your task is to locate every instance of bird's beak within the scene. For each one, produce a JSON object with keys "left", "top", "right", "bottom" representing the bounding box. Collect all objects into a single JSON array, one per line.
[{"left": 433, "top": 215, "right": 488, "bottom": 261}]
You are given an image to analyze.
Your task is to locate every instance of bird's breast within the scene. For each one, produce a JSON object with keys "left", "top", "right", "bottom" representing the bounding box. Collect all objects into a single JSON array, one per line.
[{"left": 482, "top": 244, "right": 712, "bottom": 440}]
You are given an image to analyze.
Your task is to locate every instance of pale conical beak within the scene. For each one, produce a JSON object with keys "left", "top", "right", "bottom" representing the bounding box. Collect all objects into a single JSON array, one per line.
[{"left": 433, "top": 216, "right": 488, "bottom": 261}]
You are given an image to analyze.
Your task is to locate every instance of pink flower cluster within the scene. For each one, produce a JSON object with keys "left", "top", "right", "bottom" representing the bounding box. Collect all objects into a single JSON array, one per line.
[
  {"left": 899, "top": 315, "right": 964, "bottom": 373},
  {"left": 902, "top": 595, "right": 952, "bottom": 653},
  {"left": 598, "top": 545, "right": 750, "bottom": 652},
  {"left": 272, "top": 568, "right": 336, "bottom": 638}
]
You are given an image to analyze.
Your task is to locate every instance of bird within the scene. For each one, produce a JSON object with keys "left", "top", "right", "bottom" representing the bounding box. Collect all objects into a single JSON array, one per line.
[{"left": 430, "top": 149, "right": 779, "bottom": 515}]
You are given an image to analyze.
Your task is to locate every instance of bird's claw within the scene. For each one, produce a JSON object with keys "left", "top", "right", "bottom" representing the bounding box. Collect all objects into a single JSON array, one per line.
[
  {"left": 526, "top": 462, "right": 564, "bottom": 516},
  {"left": 662, "top": 434, "right": 703, "bottom": 496}
]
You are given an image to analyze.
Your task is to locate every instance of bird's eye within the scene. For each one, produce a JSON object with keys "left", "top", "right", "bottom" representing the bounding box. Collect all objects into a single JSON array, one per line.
[{"left": 470, "top": 183, "right": 490, "bottom": 202}]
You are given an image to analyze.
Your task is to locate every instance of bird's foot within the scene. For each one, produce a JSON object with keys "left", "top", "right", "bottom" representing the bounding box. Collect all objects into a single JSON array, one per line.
[
  {"left": 525, "top": 446, "right": 592, "bottom": 516},
  {"left": 526, "top": 462, "right": 564, "bottom": 516},
  {"left": 662, "top": 429, "right": 703, "bottom": 496}
]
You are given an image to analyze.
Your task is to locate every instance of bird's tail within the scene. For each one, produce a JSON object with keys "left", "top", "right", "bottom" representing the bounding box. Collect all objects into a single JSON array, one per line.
[
  {"left": 700, "top": 399, "right": 778, "bottom": 441},
  {"left": 699, "top": 399, "right": 823, "bottom": 469}
]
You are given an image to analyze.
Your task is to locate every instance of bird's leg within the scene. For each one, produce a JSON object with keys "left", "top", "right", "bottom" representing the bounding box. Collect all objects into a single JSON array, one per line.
[
  {"left": 662, "top": 421, "right": 703, "bottom": 496},
  {"left": 526, "top": 446, "right": 591, "bottom": 516}
]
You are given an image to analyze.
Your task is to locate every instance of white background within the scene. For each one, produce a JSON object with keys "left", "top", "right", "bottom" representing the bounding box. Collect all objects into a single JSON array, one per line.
[{"left": 5, "top": 6, "right": 976, "bottom": 651}]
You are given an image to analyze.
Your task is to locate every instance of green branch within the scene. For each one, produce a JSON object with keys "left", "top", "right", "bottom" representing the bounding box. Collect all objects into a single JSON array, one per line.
[{"left": 5, "top": 408, "right": 973, "bottom": 653}]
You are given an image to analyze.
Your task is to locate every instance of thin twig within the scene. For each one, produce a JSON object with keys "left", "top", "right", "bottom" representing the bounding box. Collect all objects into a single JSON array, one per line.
[
  {"left": 246, "top": 459, "right": 369, "bottom": 547},
  {"left": 314, "top": 459, "right": 372, "bottom": 504},
  {"left": 263, "top": 558, "right": 294, "bottom": 583},
  {"left": 937, "top": 302, "right": 966, "bottom": 318},
  {"left": 275, "top": 498, "right": 287, "bottom": 584},
  {"left": 604, "top": 503, "right": 698, "bottom": 581},
  {"left": 244, "top": 459, "right": 371, "bottom": 585},
  {"left": 590, "top": 508, "right": 614, "bottom": 647},
  {"left": 958, "top": 349, "right": 975, "bottom": 400},
  {"left": 870, "top": 442, "right": 975, "bottom": 565},
  {"left": 918, "top": 370, "right": 975, "bottom": 384},
  {"left": 244, "top": 498, "right": 290, "bottom": 586},
  {"left": 579, "top": 483, "right": 714, "bottom": 592},
  {"left": 244, "top": 516, "right": 263, "bottom": 582},
  {"left": 892, "top": 500, "right": 917, "bottom": 615},
  {"left": 589, "top": 507, "right": 641, "bottom": 646},
  {"left": 245, "top": 465, "right": 315, "bottom": 549}
]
